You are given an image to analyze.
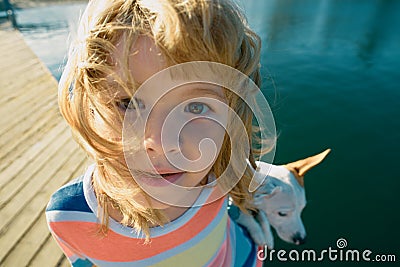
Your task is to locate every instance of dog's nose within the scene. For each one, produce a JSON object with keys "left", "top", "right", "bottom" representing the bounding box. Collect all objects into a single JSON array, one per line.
[{"left": 292, "top": 233, "right": 306, "bottom": 245}]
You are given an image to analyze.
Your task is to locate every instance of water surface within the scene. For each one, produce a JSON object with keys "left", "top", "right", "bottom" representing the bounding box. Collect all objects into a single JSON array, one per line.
[{"left": 243, "top": 1, "right": 399, "bottom": 265}]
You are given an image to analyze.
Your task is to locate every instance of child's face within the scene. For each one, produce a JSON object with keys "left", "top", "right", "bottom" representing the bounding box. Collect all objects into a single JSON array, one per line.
[{"left": 94, "top": 36, "right": 228, "bottom": 209}]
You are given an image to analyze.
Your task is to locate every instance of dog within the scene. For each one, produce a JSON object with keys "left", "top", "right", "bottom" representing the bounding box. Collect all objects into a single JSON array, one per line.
[{"left": 231, "top": 149, "right": 331, "bottom": 248}]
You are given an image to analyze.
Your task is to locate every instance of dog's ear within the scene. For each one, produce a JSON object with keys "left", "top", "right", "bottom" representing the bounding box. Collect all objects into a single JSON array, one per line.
[
  {"left": 264, "top": 186, "right": 283, "bottom": 199},
  {"left": 254, "top": 185, "right": 282, "bottom": 203},
  {"left": 284, "top": 148, "right": 331, "bottom": 186}
]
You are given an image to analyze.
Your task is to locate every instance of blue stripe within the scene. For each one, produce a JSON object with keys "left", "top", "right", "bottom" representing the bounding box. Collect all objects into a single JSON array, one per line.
[
  {"left": 233, "top": 223, "right": 255, "bottom": 267},
  {"left": 71, "top": 258, "right": 94, "bottom": 267},
  {"left": 46, "top": 175, "right": 91, "bottom": 213},
  {"left": 229, "top": 220, "right": 237, "bottom": 267},
  {"left": 236, "top": 224, "right": 257, "bottom": 267}
]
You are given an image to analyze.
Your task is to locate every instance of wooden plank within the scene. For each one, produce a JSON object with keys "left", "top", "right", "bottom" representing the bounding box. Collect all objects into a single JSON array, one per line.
[
  {"left": 0, "top": 31, "right": 23, "bottom": 45},
  {"left": 0, "top": 114, "right": 61, "bottom": 177},
  {"left": 0, "top": 48, "right": 40, "bottom": 72},
  {"left": 0, "top": 30, "right": 27, "bottom": 45},
  {"left": 58, "top": 256, "right": 72, "bottom": 267},
  {"left": 0, "top": 60, "right": 54, "bottom": 94},
  {"left": 27, "top": 161, "right": 89, "bottom": 267},
  {"left": 0, "top": 135, "right": 72, "bottom": 231},
  {"left": 0, "top": 74, "right": 53, "bottom": 106},
  {"left": 0, "top": 35, "right": 34, "bottom": 48},
  {"left": 0, "top": 32, "right": 40, "bottom": 58},
  {"left": 0, "top": 102, "right": 59, "bottom": 162},
  {"left": 0, "top": 116, "right": 64, "bottom": 189},
  {"left": 0, "top": 110, "right": 61, "bottom": 173},
  {"left": 0, "top": 56, "right": 44, "bottom": 81},
  {"left": 1, "top": 156, "right": 87, "bottom": 266},
  {"left": 0, "top": 61, "right": 52, "bottom": 93},
  {"left": 0, "top": 103, "right": 59, "bottom": 160},
  {"left": 1, "top": 210, "right": 50, "bottom": 267},
  {"left": 0, "top": 93, "right": 56, "bottom": 131},
  {"left": 0, "top": 37, "right": 30, "bottom": 51},
  {"left": 0, "top": 77, "right": 57, "bottom": 118},
  {"left": 0, "top": 91, "right": 56, "bottom": 135},
  {"left": 0, "top": 77, "right": 56, "bottom": 127},
  {"left": 27, "top": 233, "right": 66, "bottom": 267},
  {"left": 0, "top": 40, "right": 36, "bottom": 58},
  {"left": 0, "top": 27, "right": 89, "bottom": 267},
  {"left": 0, "top": 140, "right": 84, "bottom": 261},
  {"left": 0, "top": 121, "right": 69, "bottom": 206}
]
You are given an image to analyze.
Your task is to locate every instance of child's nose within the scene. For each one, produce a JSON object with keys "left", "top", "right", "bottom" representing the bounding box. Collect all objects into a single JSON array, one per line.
[
  {"left": 143, "top": 119, "right": 180, "bottom": 156},
  {"left": 143, "top": 136, "right": 179, "bottom": 156},
  {"left": 143, "top": 136, "right": 162, "bottom": 155},
  {"left": 143, "top": 107, "right": 180, "bottom": 156}
]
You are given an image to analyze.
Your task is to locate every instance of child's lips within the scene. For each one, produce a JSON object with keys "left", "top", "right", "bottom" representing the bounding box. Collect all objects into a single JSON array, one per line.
[
  {"left": 160, "top": 172, "right": 184, "bottom": 182},
  {"left": 136, "top": 172, "right": 184, "bottom": 187}
]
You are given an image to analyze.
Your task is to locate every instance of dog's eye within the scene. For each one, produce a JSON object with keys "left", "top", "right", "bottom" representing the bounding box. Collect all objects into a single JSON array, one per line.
[{"left": 278, "top": 211, "right": 287, "bottom": 217}]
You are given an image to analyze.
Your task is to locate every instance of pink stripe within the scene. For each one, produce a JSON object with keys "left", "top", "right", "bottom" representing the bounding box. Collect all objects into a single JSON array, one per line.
[
  {"left": 223, "top": 221, "right": 233, "bottom": 267},
  {"left": 256, "top": 246, "right": 264, "bottom": 267},
  {"left": 206, "top": 220, "right": 231, "bottom": 267}
]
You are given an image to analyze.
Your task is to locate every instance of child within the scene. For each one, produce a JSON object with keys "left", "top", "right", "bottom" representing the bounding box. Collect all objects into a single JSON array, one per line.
[{"left": 46, "top": 0, "right": 275, "bottom": 266}]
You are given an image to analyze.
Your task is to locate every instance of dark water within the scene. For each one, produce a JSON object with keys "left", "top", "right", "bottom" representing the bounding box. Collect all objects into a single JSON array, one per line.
[
  {"left": 16, "top": 0, "right": 399, "bottom": 265},
  {"left": 243, "top": 0, "right": 400, "bottom": 265}
]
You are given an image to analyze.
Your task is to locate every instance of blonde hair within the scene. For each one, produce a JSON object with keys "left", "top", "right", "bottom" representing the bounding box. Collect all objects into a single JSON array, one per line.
[{"left": 59, "top": 0, "right": 270, "bottom": 240}]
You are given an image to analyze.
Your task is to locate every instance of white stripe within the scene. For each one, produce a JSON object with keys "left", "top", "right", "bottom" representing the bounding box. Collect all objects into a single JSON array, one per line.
[{"left": 46, "top": 210, "right": 99, "bottom": 224}]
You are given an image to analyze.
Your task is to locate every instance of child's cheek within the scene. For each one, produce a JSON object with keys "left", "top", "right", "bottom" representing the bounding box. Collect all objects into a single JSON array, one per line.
[{"left": 180, "top": 119, "right": 226, "bottom": 162}]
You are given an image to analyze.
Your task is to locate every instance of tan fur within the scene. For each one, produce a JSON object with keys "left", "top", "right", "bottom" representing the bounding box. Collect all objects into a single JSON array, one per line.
[{"left": 284, "top": 148, "right": 331, "bottom": 187}]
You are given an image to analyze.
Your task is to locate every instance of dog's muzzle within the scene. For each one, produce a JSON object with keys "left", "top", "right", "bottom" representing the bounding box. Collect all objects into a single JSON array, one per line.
[{"left": 292, "top": 233, "right": 306, "bottom": 245}]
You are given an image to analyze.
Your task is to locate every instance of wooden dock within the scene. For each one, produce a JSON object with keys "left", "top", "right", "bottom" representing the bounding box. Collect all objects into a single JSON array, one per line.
[{"left": 0, "top": 29, "right": 88, "bottom": 266}]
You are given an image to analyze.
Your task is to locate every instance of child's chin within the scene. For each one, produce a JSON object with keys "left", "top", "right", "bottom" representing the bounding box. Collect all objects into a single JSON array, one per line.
[
  {"left": 146, "top": 199, "right": 173, "bottom": 210},
  {"left": 141, "top": 192, "right": 197, "bottom": 210}
]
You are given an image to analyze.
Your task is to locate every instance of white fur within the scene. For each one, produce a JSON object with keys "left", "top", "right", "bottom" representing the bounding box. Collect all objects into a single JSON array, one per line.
[
  {"left": 255, "top": 162, "right": 306, "bottom": 246},
  {"left": 233, "top": 149, "right": 330, "bottom": 248},
  {"left": 233, "top": 207, "right": 275, "bottom": 249},
  {"left": 233, "top": 162, "right": 307, "bottom": 248}
]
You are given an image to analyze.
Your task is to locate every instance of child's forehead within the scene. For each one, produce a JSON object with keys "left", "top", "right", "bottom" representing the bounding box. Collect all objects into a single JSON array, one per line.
[
  {"left": 104, "top": 37, "right": 248, "bottom": 101},
  {"left": 106, "top": 36, "right": 227, "bottom": 97},
  {"left": 111, "top": 36, "right": 167, "bottom": 85}
]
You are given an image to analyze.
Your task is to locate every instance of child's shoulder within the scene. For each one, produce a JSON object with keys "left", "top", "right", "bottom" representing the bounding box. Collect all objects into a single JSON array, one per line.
[{"left": 46, "top": 174, "right": 91, "bottom": 213}]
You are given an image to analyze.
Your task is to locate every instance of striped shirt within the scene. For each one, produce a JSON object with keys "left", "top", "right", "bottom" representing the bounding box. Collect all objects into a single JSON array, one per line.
[{"left": 46, "top": 165, "right": 262, "bottom": 266}]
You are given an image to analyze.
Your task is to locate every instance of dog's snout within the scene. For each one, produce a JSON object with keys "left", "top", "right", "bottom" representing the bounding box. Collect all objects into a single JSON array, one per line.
[{"left": 292, "top": 233, "right": 306, "bottom": 245}]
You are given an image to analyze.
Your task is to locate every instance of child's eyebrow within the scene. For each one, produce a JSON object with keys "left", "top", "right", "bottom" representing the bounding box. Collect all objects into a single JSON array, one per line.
[{"left": 185, "top": 87, "right": 225, "bottom": 101}]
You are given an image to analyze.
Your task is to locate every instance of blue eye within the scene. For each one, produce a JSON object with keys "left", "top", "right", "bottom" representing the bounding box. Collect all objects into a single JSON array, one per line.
[
  {"left": 117, "top": 98, "right": 145, "bottom": 111},
  {"left": 184, "top": 102, "right": 210, "bottom": 114}
]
